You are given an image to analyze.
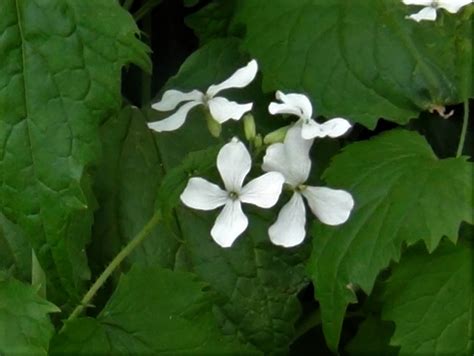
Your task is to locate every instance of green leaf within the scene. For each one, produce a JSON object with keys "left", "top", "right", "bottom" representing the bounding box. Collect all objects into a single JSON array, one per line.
[
  {"left": 0, "top": 277, "right": 59, "bottom": 355},
  {"left": 186, "top": 0, "right": 236, "bottom": 45},
  {"left": 307, "top": 129, "right": 473, "bottom": 350},
  {"left": 0, "top": 0, "right": 150, "bottom": 301},
  {"left": 382, "top": 241, "right": 473, "bottom": 355},
  {"left": 90, "top": 106, "right": 180, "bottom": 273},
  {"left": 50, "top": 266, "right": 260, "bottom": 354},
  {"left": 346, "top": 315, "right": 399, "bottom": 356},
  {"left": 0, "top": 213, "right": 31, "bottom": 280},
  {"left": 232, "top": 0, "right": 472, "bottom": 128}
]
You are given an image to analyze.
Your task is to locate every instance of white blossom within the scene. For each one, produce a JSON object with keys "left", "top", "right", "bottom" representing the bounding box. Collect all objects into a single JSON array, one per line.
[
  {"left": 262, "top": 126, "right": 354, "bottom": 247},
  {"left": 180, "top": 138, "right": 284, "bottom": 248},
  {"left": 148, "top": 60, "right": 258, "bottom": 132},
  {"left": 268, "top": 91, "right": 352, "bottom": 140},
  {"left": 402, "top": 0, "right": 472, "bottom": 22}
]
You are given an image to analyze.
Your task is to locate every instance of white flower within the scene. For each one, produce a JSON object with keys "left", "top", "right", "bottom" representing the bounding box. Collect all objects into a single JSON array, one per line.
[
  {"left": 402, "top": 0, "right": 472, "bottom": 22},
  {"left": 180, "top": 138, "right": 285, "bottom": 248},
  {"left": 262, "top": 126, "right": 354, "bottom": 248},
  {"left": 268, "top": 91, "right": 352, "bottom": 140},
  {"left": 147, "top": 60, "right": 258, "bottom": 132}
]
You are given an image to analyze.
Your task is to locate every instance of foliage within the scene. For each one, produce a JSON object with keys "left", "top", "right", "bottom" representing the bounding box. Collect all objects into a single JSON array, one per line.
[{"left": 0, "top": 0, "right": 471, "bottom": 354}]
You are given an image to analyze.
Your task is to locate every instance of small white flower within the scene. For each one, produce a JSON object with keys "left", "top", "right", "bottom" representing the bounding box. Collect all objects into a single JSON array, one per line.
[
  {"left": 268, "top": 91, "right": 352, "bottom": 140},
  {"left": 147, "top": 60, "right": 258, "bottom": 132},
  {"left": 180, "top": 138, "right": 285, "bottom": 248},
  {"left": 262, "top": 126, "right": 354, "bottom": 248},
  {"left": 402, "top": 0, "right": 472, "bottom": 22}
]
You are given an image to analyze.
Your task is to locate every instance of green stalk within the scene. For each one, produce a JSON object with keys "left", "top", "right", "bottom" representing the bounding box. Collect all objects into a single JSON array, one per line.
[
  {"left": 65, "top": 212, "right": 161, "bottom": 324},
  {"left": 456, "top": 100, "right": 470, "bottom": 158},
  {"left": 32, "top": 250, "right": 46, "bottom": 298}
]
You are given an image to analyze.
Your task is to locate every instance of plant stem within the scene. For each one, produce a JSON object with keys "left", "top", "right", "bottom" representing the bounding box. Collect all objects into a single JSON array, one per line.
[
  {"left": 456, "top": 100, "right": 470, "bottom": 158},
  {"left": 65, "top": 211, "right": 161, "bottom": 324},
  {"left": 32, "top": 250, "right": 46, "bottom": 298}
]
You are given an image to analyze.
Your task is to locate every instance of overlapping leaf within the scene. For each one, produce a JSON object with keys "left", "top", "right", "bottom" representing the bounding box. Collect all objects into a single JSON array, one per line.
[
  {"left": 0, "top": 276, "right": 59, "bottom": 356},
  {"left": 232, "top": 0, "right": 472, "bottom": 128},
  {"left": 90, "top": 106, "right": 180, "bottom": 273},
  {"left": 307, "top": 129, "right": 473, "bottom": 350},
  {"left": 381, "top": 241, "right": 473, "bottom": 355},
  {"left": 50, "top": 266, "right": 260, "bottom": 354},
  {"left": 0, "top": 0, "right": 150, "bottom": 301}
]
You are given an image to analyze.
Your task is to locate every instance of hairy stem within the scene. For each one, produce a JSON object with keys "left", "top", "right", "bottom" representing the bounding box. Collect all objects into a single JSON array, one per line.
[
  {"left": 65, "top": 211, "right": 161, "bottom": 324},
  {"left": 456, "top": 100, "right": 470, "bottom": 158}
]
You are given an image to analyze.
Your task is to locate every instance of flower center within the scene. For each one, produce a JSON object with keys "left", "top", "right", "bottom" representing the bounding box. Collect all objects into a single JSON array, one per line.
[
  {"left": 295, "top": 184, "right": 307, "bottom": 193},
  {"left": 228, "top": 191, "right": 239, "bottom": 200},
  {"left": 430, "top": 0, "right": 439, "bottom": 8}
]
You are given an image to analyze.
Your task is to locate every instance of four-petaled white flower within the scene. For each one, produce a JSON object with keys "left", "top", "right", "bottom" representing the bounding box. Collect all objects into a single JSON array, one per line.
[
  {"left": 402, "top": 0, "right": 472, "bottom": 22},
  {"left": 180, "top": 138, "right": 285, "bottom": 248},
  {"left": 262, "top": 125, "right": 354, "bottom": 247},
  {"left": 147, "top": 60, "right": 258, "bottom": 132},
  {"left": 268, "top": 91, "right": 352, "bottom": 140}
]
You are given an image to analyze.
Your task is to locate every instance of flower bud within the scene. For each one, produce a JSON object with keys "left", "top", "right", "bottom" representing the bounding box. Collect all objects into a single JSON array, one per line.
[
  {"left": 205, "top": 112, "right": 222, "bottom": 137},
  {"left": 263, "top": 125, "right": 290, "bottom": 145},
  {"left": 243, "top": 113, "right": 256, "bottom": 141}
]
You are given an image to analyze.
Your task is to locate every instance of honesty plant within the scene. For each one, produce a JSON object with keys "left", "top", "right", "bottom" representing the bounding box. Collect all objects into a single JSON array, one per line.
[{"left": 0, "top": 0, "right": 471, "bottom": 355}]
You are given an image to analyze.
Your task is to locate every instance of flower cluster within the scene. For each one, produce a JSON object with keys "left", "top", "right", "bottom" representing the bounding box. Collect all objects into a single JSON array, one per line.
[{"left": 148, "top": 60, "right": 355, "bottom": 248}]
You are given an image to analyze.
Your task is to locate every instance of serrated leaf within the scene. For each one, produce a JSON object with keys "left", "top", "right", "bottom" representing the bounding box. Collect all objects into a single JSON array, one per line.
[
  {"left": 0, "top": 277, "right": 59, "bottom": 355},
  {"left": 90, "top": 106, "right": 180, "bottom": 273},
  {"left": 306, "top": 129, "right": 473, "bottom": 350},
  {"left": 382, "top": 241, "right": 473, "bottom": 355},
  {"left": 232, "top": 0, "right": 472, "bottom": 128},
  {"left": 0, "top": 0, "right": 150, "bottom": 301},
  {"left": 50, "top": 266, "right": 260, "bottom": 354}
]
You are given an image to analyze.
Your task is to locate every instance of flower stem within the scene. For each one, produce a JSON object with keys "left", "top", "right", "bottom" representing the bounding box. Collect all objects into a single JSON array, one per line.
[
  {"left": 64, "top": 211, "right": 161, "bottom": 325},
  {"left": 456, "top": 100, "right": 470, "bottom": 158}
]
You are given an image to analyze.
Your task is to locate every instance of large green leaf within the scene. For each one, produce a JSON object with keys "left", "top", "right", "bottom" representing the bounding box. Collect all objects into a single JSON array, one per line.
[
  {"left": 0, "top": 0, "right": 150, "bottom": 301},
  {"left": 145, "top": 39, "right": 310, "bottom": 353},
  {"left": 90, "top": 106, "right": 181, "bottom": 275},
  {"left": 306, "top": 129, "right": 473, "bottom": 350},
  {"left": 50, "top": 266, "right": 260, "bottom": 354},
  {"left": 0, "top": 213, "right": 31, "bottom": 280},
  {"left": 232, "top": 0, "right": 472, "bottom": 128},
  {"left": 0, "top": 276, "right": 59, "bottom": 355},
  {"left": 382, "top": 241, "right": 473, "bottom": 355}
]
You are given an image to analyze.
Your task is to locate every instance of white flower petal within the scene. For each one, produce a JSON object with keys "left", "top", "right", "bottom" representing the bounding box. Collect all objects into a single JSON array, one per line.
[
  {"left": 147, "top": 101, "right": 201, "bottom": 132},
  {"left": 268, "top": 102, "right": 303, "bottom": 117},
  {"left": 268, "top": 193, "right": 307, "bottom": 248},
  {"left": 240, "top": 172, "right": 285, "bottom": 208},
  {"left": 319, "top": 118, "right": 352, "bottom": 138},
  {"left": 217, "top": 138, "right": 251, "bottom": 192},
  {"left": 438, "top": 0, "right": 472, "bottom": 13},
  {"left": 208, "top": 97, "right": 253, "bottom": 123},
  {"left": 206, "top": 59, "right": 258, "bottom": 97},
  {"left": 151, "top": 89, "right": 204, "bottom": 111},
  {"left": 302, "top": 186, "right": 354, "bottom": 226},
  {"left": 402, "top": 0, "right": 432, "bottom": 5},
  {"left": 262, "top": 125, "right": 313, "bottom": 187},
  {"left": 211, "top": 200, "right": 248, "bottom": 248},
  {"left": 301, "top": 118, "right": 324, "bottom": 139},
  {"left": 407, "top": 7, "right": 437, "bottom": 21},
  {"left": 180, "top": 177, "right": 228, "bottom": 210},
  {"left": 275, "top": 91, "right": 313, "bottom": 118}
]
